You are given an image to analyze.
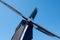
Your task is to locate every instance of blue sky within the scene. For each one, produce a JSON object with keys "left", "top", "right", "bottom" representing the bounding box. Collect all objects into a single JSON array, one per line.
[{"left": 0, "top": 0, "right": 60, "bottom": 40}]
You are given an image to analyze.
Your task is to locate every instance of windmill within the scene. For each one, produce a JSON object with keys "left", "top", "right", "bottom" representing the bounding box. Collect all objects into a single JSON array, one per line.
[{"left": 0, "top": 0, "right": 60, "bottom": 40}]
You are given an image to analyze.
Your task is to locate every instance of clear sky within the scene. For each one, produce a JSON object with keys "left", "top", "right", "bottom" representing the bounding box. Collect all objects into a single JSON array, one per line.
[{"left": 0, "top": 0, "right": 60, "bottom": 40}]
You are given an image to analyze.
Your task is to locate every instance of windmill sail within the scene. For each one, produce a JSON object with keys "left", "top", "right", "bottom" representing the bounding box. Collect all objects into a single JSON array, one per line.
[
  {"left": 0, "top": 0, "right": 27, "bottom": 20},
  {"left": 0, "top": 0, "right": 60, "bottom": 40},
  {"left": 33, "top": 22, "right": 60, "bottom": 39},
  {"left": 29, "top": 8, "right": 37, "bottom": 20}
]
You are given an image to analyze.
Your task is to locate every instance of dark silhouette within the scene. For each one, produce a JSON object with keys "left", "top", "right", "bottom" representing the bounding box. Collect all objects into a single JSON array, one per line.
[{"left": 0, "top": 0, "right": 60, "bottom": 40}]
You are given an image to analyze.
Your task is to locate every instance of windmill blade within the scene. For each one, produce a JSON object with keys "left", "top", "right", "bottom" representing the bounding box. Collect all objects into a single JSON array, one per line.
[
  {"left": 29, "top": 8, "right": 37, "bottom": 20},
  {"left": 0, "top": 0, "right": 27, "bottom": 20},
  {"left": 32, "top": 22, "right": 60, "bottom": 39},
  {"left": 1, "top": 0, "right": 60, "bottom": 39}
]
